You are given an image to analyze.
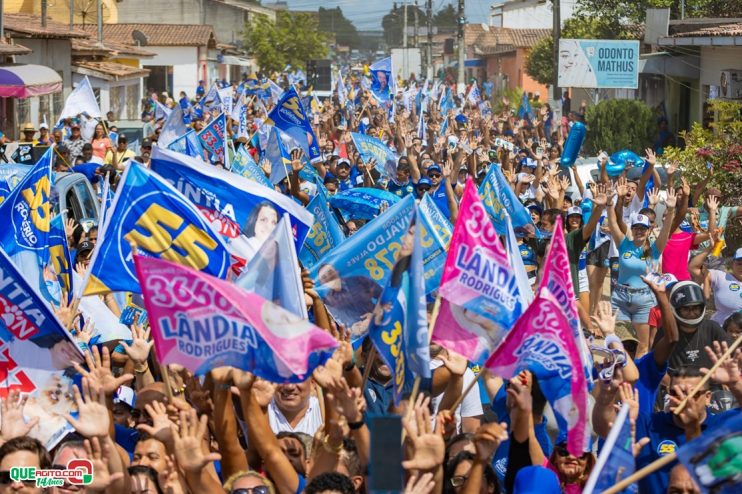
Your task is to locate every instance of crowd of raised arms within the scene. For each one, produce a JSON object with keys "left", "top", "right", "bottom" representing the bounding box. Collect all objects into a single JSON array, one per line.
[{"left": 0, "top": 68, "right": 741, "bottom": 494}]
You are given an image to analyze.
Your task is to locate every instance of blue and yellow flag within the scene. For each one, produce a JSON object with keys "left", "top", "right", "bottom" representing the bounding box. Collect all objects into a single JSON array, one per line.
[
  {"left": 83, "top": 162, "right": 232, "bottom": 295},
  {"left": 0, "top": 147, "right": 53, "bottom": 266},
  {"left": 266, "top": 127, "right": 294, "bottom": 185},
  {"left": 299, "top": 189, "right": 345, "bottom": 270},
  {"left": 266, "top": 86, "right": 320, "bottom": 161},
  {"left": 48, "top": 215, "right": 73, "bottom": 300}
]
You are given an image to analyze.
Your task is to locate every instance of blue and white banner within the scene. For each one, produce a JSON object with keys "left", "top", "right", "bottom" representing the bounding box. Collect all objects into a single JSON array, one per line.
[
  {"left": 158, "top": 105, "right": 188, "bottom": 149},
  {"left": 167, "top": 130, "right": 204, "bottom": 160},
  {"left": 197, "top": 112, "right": 226, "bottom": 163},
  {"left": 417, "top": 193, "right": 452, "bottom": 295},
  {"left": 583, "top": 403, "right": 636, "bottom": 494},
  {"left": 150, "top": 147, "right": 313, "bottom": 261},
  {"left": 231, "top": 145, "right": 273, "bottom": 189},
  {"left": 478, "top": 164, "right": 539, "bottom": 237},
  {"left": 0, "top": 164, "right": 32, "bottom": 204},
  {"left": 329, "top": 187, "right": 400, "bottom": 220},
  {"left": 84, "top": 161, "right": 232, "bottom": 295},
  {"left": 370, "top": 57, "right": 393, "bottom": 103},
  {"left": 266, "top": 86, "right": 320, "bottom": 161},
  {"left": 266, "top": 127, "right": 294, "bottom": 185},
  {"left": 558, "top": 39, "right": 639, "bottom": 89},
  {"left": 299, "top": 189, "right": 345, "bottom": 270},
  {"left": 350, "top": 132, "right": 397, "bottom": 178}
]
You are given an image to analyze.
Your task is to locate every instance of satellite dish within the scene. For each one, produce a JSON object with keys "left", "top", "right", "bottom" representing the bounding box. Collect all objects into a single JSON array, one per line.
[{"left": 132, "top": 30, "right": 148, "bottom": 46}]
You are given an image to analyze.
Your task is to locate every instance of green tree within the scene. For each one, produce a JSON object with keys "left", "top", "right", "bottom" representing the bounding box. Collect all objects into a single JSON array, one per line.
[
  {"left": 382, "top": 2, "right": 430, "bottom": 47},
  {"left": 243, "top": 11, "right": 329, "bottom": 74},
  {"left": 433, "top": 3, "right": 457, "bottom": 30},
  {"left": 576, "top": 0, "right": 742, "bottom": 23},
  {"left": 319, "top": 7, "right": 360, "bottom": 49},
  {"left": 584, "top": 99, "right": 656, "bottom": 155}
]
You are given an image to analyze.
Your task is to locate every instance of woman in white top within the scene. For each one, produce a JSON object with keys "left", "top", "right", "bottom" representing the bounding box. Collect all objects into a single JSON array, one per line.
[{"left": 690, "top": 245, "right": 742, "bottom": 325}]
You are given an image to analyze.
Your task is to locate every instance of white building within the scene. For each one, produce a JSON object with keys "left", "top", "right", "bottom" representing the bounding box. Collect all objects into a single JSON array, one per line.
[{"left": 490, "top": 0, "right": 575, "bottom": 29}]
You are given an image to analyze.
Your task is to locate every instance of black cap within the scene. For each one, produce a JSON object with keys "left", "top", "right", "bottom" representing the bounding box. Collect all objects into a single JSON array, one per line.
[{"left": 141, "top": 139, "right": 153, "bottom": 148}]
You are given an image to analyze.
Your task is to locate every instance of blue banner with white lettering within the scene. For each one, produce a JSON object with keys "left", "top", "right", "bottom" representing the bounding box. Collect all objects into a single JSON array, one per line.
[
  {"left": 0, "top": 148, "right": 53, "bottom": 266},
  {"left": 150, "top": 147, "right": 313, "bottom": 262},
  {"left": 299, "top": 189, "right": 345, "bottom": 270},
  {"left": 478, "top": 164, "right": 538, "bottom": 238},
  {"left": 266, "top": 86, "right": 320, "bottom": 161},
  {"left": 310, "top": 195, "right": 415, "bottom": 340},
  {"left": 350, "top": 132, "right": 397, "bottom": 177},
  {"left": 368, "top": 211, "right": 431, "bottom": 405},
  {"left": 329, "top": 187, "right": 400, "bottom": 220},
  {"left": 197, "top": 112, "right": 226, "bottom": 163},
  {"left": 83, "top": 161, "right": 231, "bottom": 295},
  {"left": 230, "top": 145, "right": 273, "bottom": 189},
  {"left": 418, "top": 193, "right": 452, "bottom": 295}
]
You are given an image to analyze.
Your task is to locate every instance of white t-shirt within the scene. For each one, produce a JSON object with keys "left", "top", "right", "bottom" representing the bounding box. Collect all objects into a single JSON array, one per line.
[
  {"left": 709, "top": 269, "right": 742, "bottom": 325},
  {"left": 267, "top": 395, "right": 323, "bottom": 436},
  {"left": 429, "top": 360, "right": 484, "bottom": 433}
]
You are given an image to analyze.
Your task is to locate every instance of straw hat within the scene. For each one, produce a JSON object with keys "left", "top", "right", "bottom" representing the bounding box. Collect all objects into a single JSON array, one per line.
[{"left": 21, "top": 122, "right": 36, "bottom": 133}]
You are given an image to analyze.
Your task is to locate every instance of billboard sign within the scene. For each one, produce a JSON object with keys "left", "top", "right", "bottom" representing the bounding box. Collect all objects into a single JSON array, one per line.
[{"left": 558, "top": 39, "right": 640, "bottom": 89}]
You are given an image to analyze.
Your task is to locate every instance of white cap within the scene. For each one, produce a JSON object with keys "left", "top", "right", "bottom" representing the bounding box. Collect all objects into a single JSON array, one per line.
[
  {"left": 523, "top": 158, "right": 538, "bottom": 168},
  {"left": 631, "top": 214, "right": 651, "bottom": 228},
  {"left": 516, "top": 172, "right": 532, "bottom": 183},
  {"left": 39, "top": 123, "right": 49, "bottom": 130},
  {"left": 567, "top": 206, "right": 582, "bottom": 217},
  {"left": 734, "top": 247, "right": 742, "bottom": 261},
  {"left": 113, "top": 385, "right": 135, "bottom": 408}
]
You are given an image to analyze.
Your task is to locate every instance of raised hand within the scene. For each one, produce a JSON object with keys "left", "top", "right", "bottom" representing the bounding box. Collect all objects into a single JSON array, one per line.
[
  {"left": 506, "top": 372, "right": 532, "bottom": 414},
  {"left": 136, "top": 401, "right": 176, "bottom": 444},
  {"left": 120, "top": 323, "right": 153, "bottom": 367},
  {"left": 403, "top": 472, "right": 435, "bottom": 494},
  {"left": 54, "top": 294, "right": 79, "bottom": 329},
  {"left": 616, "top": 176, "right": 628, "bottom": 198},
  {"left": 668, "top": 384, "right": 706, "bottom": 429},
  {"left": 665, "top": 186, "right": 678, "bottom": 209},
  {"left": 64, "top": 217, "right": 77, "bottom": 241},
  {"left": 84, "top": 437, "right": 124, "bottom": 492},
  {"left": 701, "top": 341, "right": 741, "bottom": 387},
  {"left": 401, "top": 394, "right": 445, "bottom": 472},
  {"left": 0, "top": 390, "right": 39, "bottom": 441},
  {"left": 644, "top": 148, "right": 656, "bottom": 166},
  {"left": 593, "top": 183, "right": 608, "bottom": 207},
  {"left": 328, "top": 378, "right": 364, "bottom": 424},
  {"left": 290, "top": 149, "right": 305, "bottom": 172},
  {"left": 591, "top": 301, "right": 617, "bottom": 337},
  {"left": 73, "top": 345, "right": 133, "bottom": 397},
  {"left": 171, "top": 409, "right": 221, "bottom": 473},
  {"left": 616, "top": 382, "right": 640, "bottom": 422},
  {"left": 312, "top": 356, "right": 344, "bottom": 390},
  {"left": 706, "top": 195, "right": 719, "bottom": 212},
  {"left": 647, "top": 187, "right": 661, "bottom": 207},
  {"left": 473, "top": 422, "right": 509, "bottom": 461},
  {"left": 64, "top": 377, "right": 110, "bottom": 438},
  {"left": 437, "top": 350, "right": 468, "bottom": 377}
]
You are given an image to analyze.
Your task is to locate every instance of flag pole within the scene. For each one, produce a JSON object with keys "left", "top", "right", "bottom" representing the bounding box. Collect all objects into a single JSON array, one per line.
[
  {"left": 602, "top": 453, "right": 677, "bottom": 494},
  {"left": 448, "top": 370, "right": 483, "bottom": 413},
  {"left": 360, "top": 346, "right": 377, "bottom": 391},
  {"left": 672, "top": 333, "right": 742, "bottom": 415}
]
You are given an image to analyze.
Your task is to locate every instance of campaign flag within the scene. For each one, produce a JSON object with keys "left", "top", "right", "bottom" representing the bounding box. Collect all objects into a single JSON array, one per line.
[
  {"left": 417, "top": 193, "right": 452, "bottom": 295},
  {"left": 83, "top": 161, "right": 232, "bottom": 295},
  {"left": 200, "top": 82, "right": 221, "bottom": 112},
  {"left": 583, "top": 403, "right": 636, "bottom": 494},
  {"left": 439, "top": 87, "right": 455, "bottom": 114},
  {"left": 467, "top": 81, "right": 482, "bottom": 105},
  {"left": 58, "top": 76, "right": 101, "bottom": 121},
  {"left": 439, "top": 116, "right": 449, "bottom": 137},
  {"left": 538, "top": 215, "right": 593, "bottom": 387},
  {"left": 417, "top": 105, "right": 426, "bottom": 139},
  {"left": 368, "top": 212, "right": 431, "bottom": 405},
  {"left": 505, "top": 213, "right": 534, "bottom": 307},
  {"left": 267, "top": 79, "right": 283, "bottom": 101},
  {"left": 0, "top": 164, "right": 32, "bottom": 205},
  {"left": 350, "top": 132, "right": 397, "bottom": 178},
  {"left": 135, "top": 254, "right": 337, "bottom": 381},
  {"left": 158, "top": 105, "right": 188, "bottom": 148},
  {"left": 231, "top": 145, "right": 273, "bottom": 189},
  {"left": 518, "top": 92, "right": 533, "bottom": 122},
  {"left": 231, "top": 96, "right": 249, "bottom": 139},
  {"left": 154, "top": 101, "right": 172, "bottom": 122},
  {"left": 150, "top": 147, "right": 313, "bottom": 261},
  {"left": 437, "top": 178, "right": 523, "bottom": 328},
  {"left": 478, "top": 164, "right": 538, "bottom": 237},
  {"left": 168, "top": 130, "right": 204, "bottom": 159},
  {"left": 71, "top": 270, "right": 132, "bottom": 344},
  {"left": 370, "top": 57, "right": 393, "bottom": 103},
  {"left": 329, "top": 187, "right": 400, "bottom": 220},
  {"left": 217, "top": 86, "right": 234, "bottom": 116},
  {"left": 48, "top": 215, "right": 73, "bottom": 300},
  {"left": 337, "top": 72, "right": 347, "bottom": 107},
  {"left": 0, "top": 147, "right": 53, "bottom": 266},
  {"left": 484, "top": 289, "right": 590, "bottom": 457},
  {"left": 197, "top": 112, "right": 226, "bottom": 163},
  {"left": 676, "top": 411, "right": 742, "bottom": 494},
  {"left": 299, "top": 189, "right": 345, "bottom": 270},
  {"left": 235, "top": 214, "right": 307, "bottom": 319},
  {"left": 265, "top": 127, "right": 294, "bottom": 185},
  {"left": 310, "top": 195, "right": 415, "bottom": 340},
  {"left": 266, "top": 86, "right": 320, "bottom": 161}
]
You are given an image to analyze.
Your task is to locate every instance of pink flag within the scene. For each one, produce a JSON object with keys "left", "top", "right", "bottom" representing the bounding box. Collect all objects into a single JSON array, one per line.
[
  {"left": 134, "top": 254, "right": 338, "bottom": 382},
  {"left": 484, "top": 289, "right": 589, "bottom": 456},
  {"left": 432, "top": 178, "right": 523, "bottom": 364},
  {"left": 538, "top": 215, "right": 593, "bottom": 385}
]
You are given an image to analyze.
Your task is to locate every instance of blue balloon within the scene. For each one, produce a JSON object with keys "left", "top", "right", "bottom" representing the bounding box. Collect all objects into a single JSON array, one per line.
[
  {"left": 560, "top": 121, "right": 586, "bottom": 168},
  {"left": 607, "top": 149, "right": 645, "bottom": 177}
]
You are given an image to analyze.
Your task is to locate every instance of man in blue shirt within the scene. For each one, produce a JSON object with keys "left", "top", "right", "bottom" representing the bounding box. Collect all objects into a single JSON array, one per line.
[
  {"left": 387, "top": 161, "right": 415, "bottom": 198},
  {"left": 426, "top": 162, "right": 458, "bottom": 223}
]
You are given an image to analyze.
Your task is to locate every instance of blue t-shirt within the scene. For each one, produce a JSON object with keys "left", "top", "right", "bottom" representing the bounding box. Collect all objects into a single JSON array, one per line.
[
  {"left": 388, "top": 179, "right": 414, "bottom": 198},
  {"left": 114, "top": 424, "right": 139, "bottom": 460},
  {"left": 430, "top": 180, "right": 451, "bottom": 220},
  {"left": 635, "top": 352, "right": 667, "bottom": 415},
  {"left": 72, "top": 163, "right": 101, "bottom": 183},
  {"left": 617, "top": 237, "right": 660, "bottom": 287},
  {"left": 364, "top": 377, "right": 394, "bottom": 416},
  {"left": 635, "top": 409, "right": 738, "bottom": 494}
]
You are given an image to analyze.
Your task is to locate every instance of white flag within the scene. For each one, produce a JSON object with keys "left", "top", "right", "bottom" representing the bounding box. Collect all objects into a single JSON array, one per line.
[
  {"left": 158, "top": 105, "right": 187, "bottom": 149},
  {"left": 58, "top": 76, "right": 101, "bottom": 121}
]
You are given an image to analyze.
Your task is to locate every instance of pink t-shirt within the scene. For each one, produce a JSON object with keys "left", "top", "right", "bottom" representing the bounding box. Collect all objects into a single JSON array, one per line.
[
  {"left": 661, "top": 231, "right": 696, "bottom": 281},
  {"left": 543, "top": 458, "right": 583, "bottom": 494}
]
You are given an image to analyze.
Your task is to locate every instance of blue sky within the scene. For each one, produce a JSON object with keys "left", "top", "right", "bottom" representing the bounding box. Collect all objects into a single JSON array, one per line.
[{"left": 273, "top": 0, "right": 491, "bottom": 30}]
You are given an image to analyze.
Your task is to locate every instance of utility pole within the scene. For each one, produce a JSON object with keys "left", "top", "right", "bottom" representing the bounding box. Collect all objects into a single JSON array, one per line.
[
  {"left": 41, "top": 0, "right": 48, "bottom": 28},
  {"left": 457, "top": 0, "right": 465, "bottom": 94},
  {"left": 1, "top": 0, "right": 4, "bottom": 39},
  {"left": 414, "top": 0, "right": 419, "bottom": 48},
  {"left": 70, "top": 0, "right": 75, "bottom": 31},
  {"left": 97, "top": 0, "right": 103, "bottom": 45},
  {"left": 403, "top": 2, "right": 408, "bottom": 48},
  {"left": 552, "top": 0, "right": 560, "bottom": 100},
  {"left": 426, "top": 0, "right": 433, "bottom": 79}
]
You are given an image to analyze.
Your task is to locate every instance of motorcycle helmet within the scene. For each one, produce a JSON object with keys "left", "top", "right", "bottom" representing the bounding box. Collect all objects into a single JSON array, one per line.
[{"left": 669, "top": 281, "right": 706, "bottom": 326}]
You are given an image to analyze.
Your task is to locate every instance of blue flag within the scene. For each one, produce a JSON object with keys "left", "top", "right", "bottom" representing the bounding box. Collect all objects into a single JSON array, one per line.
[
  {"left": 439, "top": 87, "right": 455, "bottom": 114},
  {"left": 197, "top": 112, "right": 226, "bottom": 163},
  {"left": 0, "top": 247, "right": 80, "bottom": 371},
  {"left": 518, "top": 92, "right": 533, "bottom": 121},
  {"left": 417, "top": 193, "right": 453, "bottom": 295},
  {"left": 83, "top": 161, "right": 232, "bottom": 295},
  {"left": 370, "top": 57, "right": 393, "bottom": 103},
  {"left": 168, "top": 130, "right": 204, "bottom": 159},
  {"left": 235, "top": 214, "right": 307, "bottom": 319},
  {"left": 350, "top": 132, "right": 397, "bottom": 178},
  {"left": 0, "top": 147, "right": 53, "bottom": 266},
  {"left": 368, "top": 210, "right": 431, "bottom": 405},
  {"left": 150, "top": 147, "right": 313, "bottom": 261},
  {"left": 299, "top": 189, "right": 345, "bottom": 270},
  {"left": 310, "top": 195, "right": 415, "bottom": 341},
  {"left": 583, "top": 403, "right": 636, "bottom": 494},
  {"left": 266, "top": 86, "right": 320, "bottom": 161},
  {"left": 200, "top": 82, "right": 222, "bottom": 112},
  {"left": 329, "top": 187, "right": 401, "bottom": 220},
  {"left": 478, "top": 164, "right": 539, "bottom": 238},
  {"left": 0, "top": 163, "right": 32, "bottom": 204},
  {"left": 48, "top": 215, "right": 74, "bottom": 301},
  {"left": 266, "top": 127, "right": 294, "bottom": 185},
  {"left": 159, "top": 105, "right": 188, "bottom": 148},
  {"left": 231, "top": 145, "right": 273, "bottom": 189}
]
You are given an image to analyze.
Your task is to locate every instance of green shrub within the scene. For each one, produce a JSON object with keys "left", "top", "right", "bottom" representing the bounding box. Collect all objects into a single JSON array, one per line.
[{"left": 584, "top": 99, "right": 655, "bottom": 155}]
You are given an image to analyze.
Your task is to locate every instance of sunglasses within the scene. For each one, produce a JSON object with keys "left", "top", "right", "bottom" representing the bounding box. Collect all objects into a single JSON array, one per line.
[
  {"left": 555, "top": 445, "right": 588, "bottom": 459},
  {"left": 0, "top": 471, "right": 35, "bottom": 486},
  {"left": 428, "top": 173, "right": 441, "bottom": 179},
  {"left": 418, "top": 187, "right": 431, "bottom": 193},
  {"left": 232, "top": 487, "right": 270, "bottom": 494}
]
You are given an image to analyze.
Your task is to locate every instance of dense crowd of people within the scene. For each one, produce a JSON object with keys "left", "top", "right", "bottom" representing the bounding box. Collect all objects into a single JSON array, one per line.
[{"left": 0, "top": 66, "right": 741, "bottom": 494}]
